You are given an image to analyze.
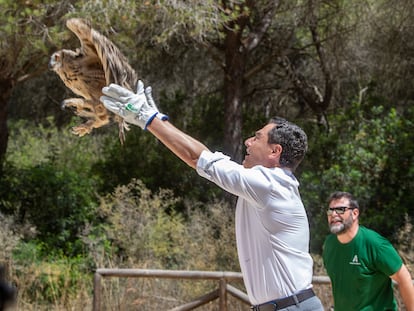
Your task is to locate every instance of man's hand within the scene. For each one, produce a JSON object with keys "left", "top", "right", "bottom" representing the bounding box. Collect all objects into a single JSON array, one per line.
[
  {"left": 144, "top": 86, "right": 169, "bottom": 124},
  {"left": 101, "top": 80, "right": 167, "bottom": 130}
]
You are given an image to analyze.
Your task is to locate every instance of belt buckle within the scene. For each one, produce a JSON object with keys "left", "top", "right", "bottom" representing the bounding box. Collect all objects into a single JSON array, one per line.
[
  {"left": 265, "top": 302, "right": 278, "bottom": 311},
  {"left": 293, "top": 294, "right": 300, "bottom": 305}
]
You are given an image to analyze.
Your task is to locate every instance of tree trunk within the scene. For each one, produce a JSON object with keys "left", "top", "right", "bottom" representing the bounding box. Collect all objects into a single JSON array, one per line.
[
  {"left": 223, "top": 45, "right": 246, "bottom": 164},
  {"left": 0, "top": 79, "right": 12, "bottom": 167},
  {"left": 221, "top": 7, "right": 250, "bottom": 164},
  {"left": 220, "top": 1, "right": 278, "bottom": 163}
]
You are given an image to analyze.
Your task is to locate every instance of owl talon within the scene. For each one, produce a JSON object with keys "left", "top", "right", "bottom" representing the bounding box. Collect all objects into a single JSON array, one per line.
[{"left": 71, "top": 125, "right": 93, "bottom": 137}]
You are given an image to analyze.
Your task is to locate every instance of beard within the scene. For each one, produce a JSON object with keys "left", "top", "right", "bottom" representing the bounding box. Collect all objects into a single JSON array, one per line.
[{"left": 329, "top": 214, "right": 354, "bottom": 234}]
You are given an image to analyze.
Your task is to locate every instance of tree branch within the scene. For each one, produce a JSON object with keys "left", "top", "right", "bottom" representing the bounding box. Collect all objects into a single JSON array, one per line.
[{"left": 244, "top": 1, "right": 280, "bottom": 52}]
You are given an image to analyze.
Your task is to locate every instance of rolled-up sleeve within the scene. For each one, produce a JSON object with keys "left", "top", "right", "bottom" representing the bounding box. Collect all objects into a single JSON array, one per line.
[
  {"left": 196, "top": 150, "right": 230, "bottom": 180},
  {"left": 196, "top": 151, "right": 277, "bottom": 206}
]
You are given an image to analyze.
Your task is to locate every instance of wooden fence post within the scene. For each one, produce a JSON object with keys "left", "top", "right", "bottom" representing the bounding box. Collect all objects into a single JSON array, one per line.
[
  {"left": 219, "top": 277, "right": 227, "bottom": 311},
  {"left": 93, "top": 271, "right": 102, "bottom": 311}
]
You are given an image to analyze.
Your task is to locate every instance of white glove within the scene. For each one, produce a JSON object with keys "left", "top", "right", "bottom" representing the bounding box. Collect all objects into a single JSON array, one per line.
[
  {"left": 144, "top": 86, "right": 169, "bottom": 124},
  {"left": 101, "top": 80, "right": 168, "bottom": 130}
]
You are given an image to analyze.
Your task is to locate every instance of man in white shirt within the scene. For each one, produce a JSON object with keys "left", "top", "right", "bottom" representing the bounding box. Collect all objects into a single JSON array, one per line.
[{"left": 100, "top": 81, "right": 324, "bottom": 311}]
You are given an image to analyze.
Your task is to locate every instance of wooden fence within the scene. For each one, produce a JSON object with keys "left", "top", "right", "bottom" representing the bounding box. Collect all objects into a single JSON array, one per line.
[{"left": 92, "top": 268, "right": 331, "bottom": 311}]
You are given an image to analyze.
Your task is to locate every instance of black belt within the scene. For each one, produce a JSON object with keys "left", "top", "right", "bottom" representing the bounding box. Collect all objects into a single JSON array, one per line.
[{"left": 251, "top": 288, "right": 315, "bottom": 311}]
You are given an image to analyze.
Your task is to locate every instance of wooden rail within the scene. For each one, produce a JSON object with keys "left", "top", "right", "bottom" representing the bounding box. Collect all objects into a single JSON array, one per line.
[{"left": 93, "top": 268, "right": 331, "bottom": 311}]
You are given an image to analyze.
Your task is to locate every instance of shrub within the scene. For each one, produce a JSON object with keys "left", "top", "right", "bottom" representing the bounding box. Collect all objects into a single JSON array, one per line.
[{"left": 301, "top": 104, "right": 414, "bottom": 252}]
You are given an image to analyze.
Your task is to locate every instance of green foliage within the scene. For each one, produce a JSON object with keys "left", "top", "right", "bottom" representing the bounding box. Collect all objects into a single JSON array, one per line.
[
  {"left": 6, "top": 117, "right": 108, "bottom": 171},
  {"left": 0, "top": 162, "right": 97, "bottom": 256},
  {"left": 0, "top": 119, "right": 105, "bottom": 256},
  {"left": 0, "top": 0, "right": 71, "bottom": 74},
  {"left": 301, "top": 102, "right": 414, "bottom": 252},
  {"left": 12, "top": 241, "right": 92, "bottom": 306}
]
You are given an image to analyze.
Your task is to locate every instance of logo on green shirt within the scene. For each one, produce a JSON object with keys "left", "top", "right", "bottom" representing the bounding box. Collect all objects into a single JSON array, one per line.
[{"left": 349, "top": 255, "right": 361, "bottom": 265}]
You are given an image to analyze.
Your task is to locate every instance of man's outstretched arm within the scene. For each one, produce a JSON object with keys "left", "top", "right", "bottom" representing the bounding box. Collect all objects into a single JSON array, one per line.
[
  {"left": 100, "top": 81, "right": 210, "bottom": 169},
  {"left": 148, "top": 118, "right": 209, "bottom": 169}
]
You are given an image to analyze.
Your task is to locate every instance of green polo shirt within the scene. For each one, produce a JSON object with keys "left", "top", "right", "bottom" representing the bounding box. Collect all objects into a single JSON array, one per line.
[{"left": 323, "top": 226, "right": 402, "bottom": 311}]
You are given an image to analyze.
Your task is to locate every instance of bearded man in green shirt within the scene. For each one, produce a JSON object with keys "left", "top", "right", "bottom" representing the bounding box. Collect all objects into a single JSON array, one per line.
[{"left": 322, "top": 191, "right": 414, "bottom": 311}]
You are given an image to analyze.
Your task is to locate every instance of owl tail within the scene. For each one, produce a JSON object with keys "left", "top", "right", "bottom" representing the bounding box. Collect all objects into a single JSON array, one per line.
[{"left": 118, "top": 119, "right": 130, "bottom": 144}]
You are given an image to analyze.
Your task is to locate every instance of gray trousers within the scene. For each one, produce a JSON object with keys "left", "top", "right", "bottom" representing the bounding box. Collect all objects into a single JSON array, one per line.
[{"left": 278, "top": 296, "right": 324, "bottom": 311}]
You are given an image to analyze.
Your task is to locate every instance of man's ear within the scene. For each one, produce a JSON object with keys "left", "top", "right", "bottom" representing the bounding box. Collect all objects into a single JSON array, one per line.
[
  {"left": 269, "top": 144, "right": 282, "bottom": 159},
  {"left": 352, "top": 208, "right": 360, "bottom": 219}
]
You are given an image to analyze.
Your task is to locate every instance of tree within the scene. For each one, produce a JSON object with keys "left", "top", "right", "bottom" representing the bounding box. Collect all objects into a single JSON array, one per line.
[
  {"left": 362, "top": 0, "right": 414, "bottom": 105},
  {"left": 76, "top": 0, "right": 347, "bottom": 162},
  {"left": 145, "top": 0, "right": 334, "bottom": 161},
  {"left": 0, "top": 0, "right": 72, "bottom": 165}
]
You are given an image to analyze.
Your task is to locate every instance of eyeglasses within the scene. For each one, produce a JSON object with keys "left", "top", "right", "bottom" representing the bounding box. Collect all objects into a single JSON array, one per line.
[{"left": 326, "top": 206, "right": 356, "bottom": 215}]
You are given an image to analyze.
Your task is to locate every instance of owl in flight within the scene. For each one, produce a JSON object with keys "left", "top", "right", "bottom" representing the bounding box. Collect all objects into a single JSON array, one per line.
[{"left": 49, "top": 18, "right": 138, "bottom": 142}]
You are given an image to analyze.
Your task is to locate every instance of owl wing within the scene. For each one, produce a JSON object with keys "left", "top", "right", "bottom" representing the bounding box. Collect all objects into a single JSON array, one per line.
[{"left": 66, "top": 18, "right": 138, "bottom": 92}]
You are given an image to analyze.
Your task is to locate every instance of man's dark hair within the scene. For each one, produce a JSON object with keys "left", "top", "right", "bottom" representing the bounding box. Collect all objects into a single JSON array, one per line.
[
  {"left": 268, "top": 117, "right": 308, "bottom": 171},
  {"left": 327, "top": 191, "right": 360, "bottom": 209}
]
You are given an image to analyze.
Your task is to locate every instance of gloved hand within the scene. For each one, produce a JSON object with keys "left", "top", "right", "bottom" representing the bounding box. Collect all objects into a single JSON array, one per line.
[
  {"left": 144, "top": 86, "right": 169, "bottom": 124},
  {"left": 101, "top": 80, "right": 168, "bottom": 130}
]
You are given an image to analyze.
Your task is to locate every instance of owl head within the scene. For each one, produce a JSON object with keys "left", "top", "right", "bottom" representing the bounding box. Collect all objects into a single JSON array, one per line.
[{"left": 48, "top": 49, "right": 80, "bottom": 73}]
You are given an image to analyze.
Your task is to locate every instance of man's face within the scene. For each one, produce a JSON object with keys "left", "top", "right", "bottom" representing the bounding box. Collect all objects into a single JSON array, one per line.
[
  {"left": 242, "top": 123, "right": 277, "bottom": 168},
  {"left": 327, "top": 197, "right": 356, "bottom": 234}
]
